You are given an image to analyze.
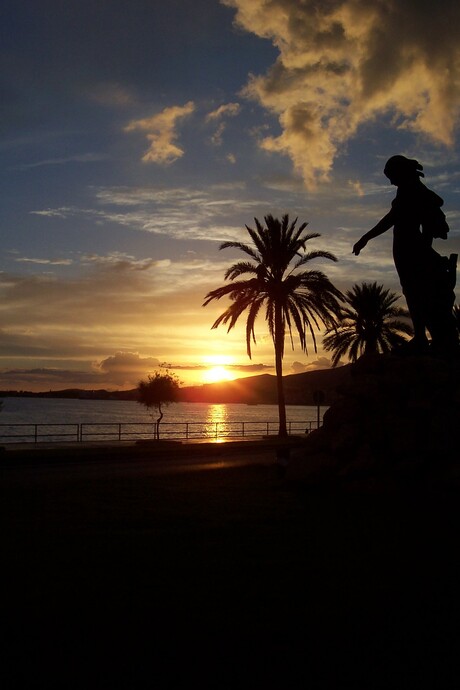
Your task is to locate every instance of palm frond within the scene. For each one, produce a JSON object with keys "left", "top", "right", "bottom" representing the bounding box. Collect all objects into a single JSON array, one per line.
[
  {"left": 224, "top": 261, "right": 258, "bottom": 281},
  {"left": 219, "top": 241, "right": 259, "bottom": 262},
  {"left": 294, "top": 249, "right": 338, "bottom": 269},
  {"left": 203, "top": 214, "right": 344, "bottom": 433},
  {"left": 322, "top": 281, "right": 413, "bottom": 365}
]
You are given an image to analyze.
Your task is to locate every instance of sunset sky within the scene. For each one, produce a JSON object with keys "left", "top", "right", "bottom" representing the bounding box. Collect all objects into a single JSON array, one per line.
[{"left": 1, "top": 0, "right": 460, "bottom": 391}]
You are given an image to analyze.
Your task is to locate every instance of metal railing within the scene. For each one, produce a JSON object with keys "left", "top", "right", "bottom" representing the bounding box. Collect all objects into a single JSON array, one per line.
[
  {"left": 0, "top": 419, "right": 320, "bottom": 445},
  {"left": 0, "top": 423, "right": 80, "bottom": 444}
]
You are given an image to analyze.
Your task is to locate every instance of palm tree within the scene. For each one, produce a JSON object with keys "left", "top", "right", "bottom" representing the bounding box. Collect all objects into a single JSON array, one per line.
[
  {"left": 323, "top": 282, "right": 413, "bottom": 366},
  {"left": 203, "top": 214, "right": 343, "bottom": 437}
]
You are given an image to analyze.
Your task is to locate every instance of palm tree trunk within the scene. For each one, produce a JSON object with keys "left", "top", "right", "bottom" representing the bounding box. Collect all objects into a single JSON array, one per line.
[
  {"left": 274, "top": 307, "right": 288, "bottom": 438},
  {"left": 364, "top": 336, "right": 378, "bottom": 357}
]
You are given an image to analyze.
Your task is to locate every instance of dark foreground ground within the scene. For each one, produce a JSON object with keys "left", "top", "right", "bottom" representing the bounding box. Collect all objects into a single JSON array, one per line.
[{"left": 2, "top": 442, "right": 460, "bottom": 688}]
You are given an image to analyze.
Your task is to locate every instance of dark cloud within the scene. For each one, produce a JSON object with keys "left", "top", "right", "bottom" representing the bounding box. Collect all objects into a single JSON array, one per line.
[
  {"left": 229, "top": 363, "right": 273, "bottom": 372},
  {"left": 0, "top": 352, "right": 161, "bottom": 391},
  {"left": 225, "top": 0, "right": 460, "bottom": 185},
  {"left": 96, "top": 352, "right": 160, "bottom": 375},
  {"left": 154, "top": 362, "right": 272, "bottom": 372},
  {"left": 0, "top": 367, "right": 106, "bottom": 391},
  {"left": 290, "top": 357, "right": 335, "bottom": 374}
]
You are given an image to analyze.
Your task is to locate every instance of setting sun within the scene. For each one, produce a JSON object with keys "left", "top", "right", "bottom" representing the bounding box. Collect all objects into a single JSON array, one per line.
[
  {"left": 202, "top": 355, "right": 236, "bottom": 383},
  {"left": 203, "top": 365, "right": 234, "bottom": 383}
]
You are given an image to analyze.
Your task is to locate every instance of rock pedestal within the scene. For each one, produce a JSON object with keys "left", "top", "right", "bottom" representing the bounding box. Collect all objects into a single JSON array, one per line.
[{"left": 303, "top": 353, "right": 460, "bottom": 477}]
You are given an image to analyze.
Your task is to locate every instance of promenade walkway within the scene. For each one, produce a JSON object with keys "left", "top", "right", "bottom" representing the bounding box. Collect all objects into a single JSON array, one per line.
[
  {"left": 3, "top": 431, "right": 459, "bottom": 688},
  {"left": 0, "top": 434, "right": 309, "bottom": 474}
]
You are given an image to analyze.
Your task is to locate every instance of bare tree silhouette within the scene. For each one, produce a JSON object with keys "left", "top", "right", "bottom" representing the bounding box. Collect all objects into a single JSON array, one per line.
[{"left": 137, "top": 369, "right": 180, "bottom": 440}]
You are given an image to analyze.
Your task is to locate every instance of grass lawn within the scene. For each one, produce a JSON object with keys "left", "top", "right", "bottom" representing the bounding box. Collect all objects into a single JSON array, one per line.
[{"left": 2, "top": 447, "right": 460, "bottom": 688}]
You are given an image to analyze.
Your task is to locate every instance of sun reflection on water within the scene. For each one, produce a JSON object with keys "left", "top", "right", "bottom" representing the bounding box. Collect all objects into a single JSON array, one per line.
[{"left": 205, "top": 403, "right": 229, "bottom": 440}]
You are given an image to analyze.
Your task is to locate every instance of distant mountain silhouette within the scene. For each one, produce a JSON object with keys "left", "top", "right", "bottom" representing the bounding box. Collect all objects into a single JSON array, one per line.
[
  {"left": 0, "top": 365, "right": 351, "bottom": 405},
  {"left": 179, "top": 365, "right": 352, "bottom": 405}
]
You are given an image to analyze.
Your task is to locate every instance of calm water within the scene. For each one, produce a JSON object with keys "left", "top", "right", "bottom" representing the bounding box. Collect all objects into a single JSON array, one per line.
[{"left": 0, "top": 397, "right": 326, "bottom": 444}]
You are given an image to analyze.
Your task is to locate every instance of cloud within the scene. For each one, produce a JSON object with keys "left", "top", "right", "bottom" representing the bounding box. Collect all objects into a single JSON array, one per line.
[
  {"left": 154, "top": 362, "right": 272, "bottom": 373},
  {"left": 348, "top": 180, "right": 365, "bottom": 198},
  {"left": 206, "top": 102, "right": 241, "bottom": 146},
  {"left": 95, "top": 352, "right": 160, "bottom": 385},
  {"left": 206, "top": 103, "right": 241, "bottom": 122},
  {"left": 229, "top": 363, "right": 272, "bottom": 372},
  {"left": 290, "top": 361, "right": 307, "bottom": 375},
  {"left": 0, "top": 367, "right": 106, "bottom": 391},
  {"left": 30, "top": 208, "right": 73, "bottom": 218},
  {"left": 14, "top": 153, "right": 107, "bottom": 170},
  {"left": 124, "top": 102, "right": 195, "bottom": 164},
  {"left": 0, "top": 252, "right": 250, "bottom": 371},
  {"left": 224, "top": 0, "right": 460, "bottom": 187},
  {"left": 0, "top": 358, "right": 274, "bottom": 393},
  {"left": 0, "top": 356, "right": 158, "bottom": 391},
  {"left": 290, "top": 357, "right": 336, "bottom": 374},
  {"left": 15, "top": 257, "right": 74, "bottom": 266},
  {"left": 210, "top": 122, "right": 227, "bottom": 146},
  {"left": 30, "top": 185, "right": 263, "bottom": 243},
  {"left": 81, "top": 252, "right": 162, "bottom": 272}
]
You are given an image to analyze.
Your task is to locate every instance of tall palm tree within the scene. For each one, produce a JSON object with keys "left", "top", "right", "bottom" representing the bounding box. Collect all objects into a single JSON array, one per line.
[
  {"left": 203, "top": 214, "right": 343, "bottom": 437},
  {"left": 323, "top": 282, "right": 413, "bottom": 366}
]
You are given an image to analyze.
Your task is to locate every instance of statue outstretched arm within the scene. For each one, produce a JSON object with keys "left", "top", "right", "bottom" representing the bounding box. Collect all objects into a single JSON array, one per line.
[{"left": 353, "top": 210, "right": 395, "bottom": 255}]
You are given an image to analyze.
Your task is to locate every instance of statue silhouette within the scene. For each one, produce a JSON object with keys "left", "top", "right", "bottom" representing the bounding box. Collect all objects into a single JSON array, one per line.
[{"left": 353, "top": 155, "right": 459, "bottom": 357}]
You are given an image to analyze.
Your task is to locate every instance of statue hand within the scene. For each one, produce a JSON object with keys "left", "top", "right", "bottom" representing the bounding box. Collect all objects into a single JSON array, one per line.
[{"left": 353, "top": 238, "right": 367, "bottom": 255}]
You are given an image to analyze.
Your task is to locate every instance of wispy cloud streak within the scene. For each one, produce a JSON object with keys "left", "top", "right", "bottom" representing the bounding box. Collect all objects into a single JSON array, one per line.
[{"left": 30, "top": 185, "right": 266, "bottom": 242}]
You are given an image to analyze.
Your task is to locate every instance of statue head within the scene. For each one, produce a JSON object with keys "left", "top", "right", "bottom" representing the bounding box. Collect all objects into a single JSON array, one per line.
[{"left": 384, "top": 155, "right": 424, "bottom": 186}]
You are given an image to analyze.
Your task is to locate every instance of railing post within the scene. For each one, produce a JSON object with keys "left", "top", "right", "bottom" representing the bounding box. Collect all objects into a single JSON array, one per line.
[
  {"left": 34, "top": 424, "right": 38, "bottom": 444},
  {"left": 118, "top": 423, "right": 122, "bottom": 441}
]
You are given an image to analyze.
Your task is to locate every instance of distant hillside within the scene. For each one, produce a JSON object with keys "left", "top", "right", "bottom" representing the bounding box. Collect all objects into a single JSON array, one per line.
[
  {"left": 0, "top": 365, "right": 351, "bottom": 405},
  {"left": 179, "top": 365, "right": 352, "bottom": 405},
  {"left": 0, "top": 388, "right": 139, "bottom": 401}
]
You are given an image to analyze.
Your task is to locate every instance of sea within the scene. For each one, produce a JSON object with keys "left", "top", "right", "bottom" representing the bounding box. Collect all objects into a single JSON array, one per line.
[{"left": 0, "top": 397, "right": 326, "bottom": 444}]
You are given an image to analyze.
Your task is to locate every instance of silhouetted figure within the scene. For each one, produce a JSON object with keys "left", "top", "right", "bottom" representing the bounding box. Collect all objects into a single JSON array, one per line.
[{"left": 353, "top": 155, "right": 458, "bottom": 356}]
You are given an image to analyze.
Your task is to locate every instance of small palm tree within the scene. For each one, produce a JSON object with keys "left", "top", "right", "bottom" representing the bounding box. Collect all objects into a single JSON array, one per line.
[
  {"left": 203, "top": 214, "right": 343, "bottom": 436},
  {"left": 323, "top": 282, "right": 413, "bottom": 366}
]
